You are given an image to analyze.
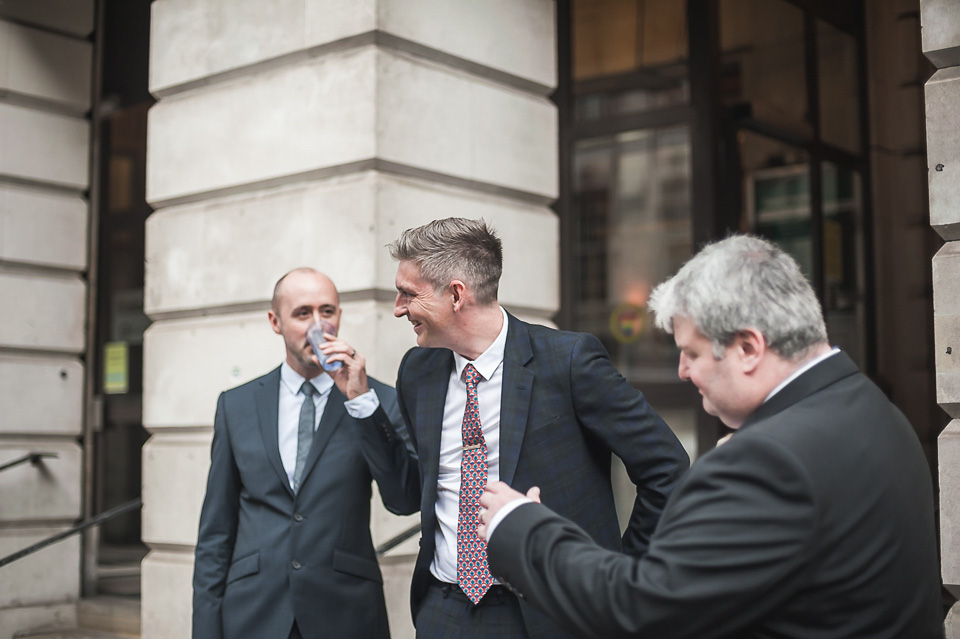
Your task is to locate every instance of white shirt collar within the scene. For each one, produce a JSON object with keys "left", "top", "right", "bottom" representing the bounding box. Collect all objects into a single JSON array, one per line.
[
  {"left": 279, "top": 361, "right": 334, "bottom": 396},
  {"left": 452, "top": 307, "right": 509, "bottom": 381},
  {"left": 763, "top": 347, "right": 840, "bottom": 404}
]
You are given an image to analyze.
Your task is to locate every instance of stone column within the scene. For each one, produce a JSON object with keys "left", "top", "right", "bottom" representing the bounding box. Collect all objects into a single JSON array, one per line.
[
  {"left": 142, "top": 1, "right": 558, "bottom": 637},
  {"left": 0, "top": 2, "right": 94, "bottom": 637},
  {"left": 923, "top": 0, "right": 960, "bottom": 635}
]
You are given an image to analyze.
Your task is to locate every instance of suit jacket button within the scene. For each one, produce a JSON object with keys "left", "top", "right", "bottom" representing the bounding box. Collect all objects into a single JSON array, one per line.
[
  {"left": 293, "top": 513, "right": 304, "bottom": 522},
  {"left": 291, "top": 560, "right": 302, "bottom": 570}
]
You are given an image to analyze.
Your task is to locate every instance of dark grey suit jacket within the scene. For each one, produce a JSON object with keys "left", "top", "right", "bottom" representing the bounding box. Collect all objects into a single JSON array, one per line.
[
  {"left": 192, "top": 367, "right": 419, "bottom": 639},
  {"left": 487, "top": 352, "right": 944, "bottom": 639},
  {"left": 397, "top": 312, "right": 689, "bottom": 637}
]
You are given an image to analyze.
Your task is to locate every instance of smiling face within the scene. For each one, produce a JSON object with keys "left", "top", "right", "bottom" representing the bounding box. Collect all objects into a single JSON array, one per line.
[
  {"left": 673, "top": 315, "right": 757, "bottom": 429},
  {"left": 268, "top": 270, "right": 341, "bottom": 378},
  {"left": 393, "top": 260, "right": 455, "bottom": 349}
]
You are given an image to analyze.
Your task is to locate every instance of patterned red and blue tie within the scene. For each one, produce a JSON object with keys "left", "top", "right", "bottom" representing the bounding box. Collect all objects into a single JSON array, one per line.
[{"left": 457, "top": 363, "right": 494, "bottom": 604}]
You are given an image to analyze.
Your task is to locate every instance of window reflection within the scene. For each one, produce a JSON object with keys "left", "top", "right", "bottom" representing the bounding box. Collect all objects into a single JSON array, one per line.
[
  {"left": 740, "top": 131, "right": 812, "bottom": 275},
  {"left": 573, "top": 0, "right": 689, "bottom": 121},
  {"left": 822, "top": 162, "right": 864, "bottom": 365},
  {"left": 573, "top": 125, "right": 692, "bottom": 381},
  {"left": 720, "top": 0, "right": 810, "bottom": 139},
  {"left": 818, "top": 20, "right": 861, "bottom": 155}
]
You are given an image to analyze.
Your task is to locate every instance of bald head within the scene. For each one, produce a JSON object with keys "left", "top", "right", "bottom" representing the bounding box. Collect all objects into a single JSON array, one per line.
[
  {"left": 272, "top": 267, "right": 339, "bottom": 312},
  {"left": 268, "top": 268, "right": 342, "bottom": 378}
]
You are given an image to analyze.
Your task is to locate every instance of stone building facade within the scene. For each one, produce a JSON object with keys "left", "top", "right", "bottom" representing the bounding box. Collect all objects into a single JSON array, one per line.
[{"left": 0, "top": 1, "right": 956, "bottom": 638}]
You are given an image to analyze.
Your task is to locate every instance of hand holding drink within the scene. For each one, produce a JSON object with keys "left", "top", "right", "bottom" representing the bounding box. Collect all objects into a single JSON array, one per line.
[{"left": 306, "top": 320, "right": 342, "bottom": 371}]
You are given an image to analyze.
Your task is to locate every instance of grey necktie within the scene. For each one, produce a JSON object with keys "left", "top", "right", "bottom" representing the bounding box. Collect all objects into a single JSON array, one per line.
[{"left": 293, "top": 381, "right": 316, "bottom": 492}]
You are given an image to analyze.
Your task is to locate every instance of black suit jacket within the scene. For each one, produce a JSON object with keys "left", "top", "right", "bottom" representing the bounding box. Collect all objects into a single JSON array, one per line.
[
  {"left": 397, "top": 312, "right": 689, "bottom": 637},
  {"left": 192, "top": 367, "right": 419, "bottom": 639},
  {"left": 487, "top": 352, "right": 944, "bottom": 639}
]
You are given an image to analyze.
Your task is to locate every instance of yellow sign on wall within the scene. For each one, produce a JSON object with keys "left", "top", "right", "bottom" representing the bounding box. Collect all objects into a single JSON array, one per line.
[{"left": 104, "top": 341, "right": 129, "bottom": 395}]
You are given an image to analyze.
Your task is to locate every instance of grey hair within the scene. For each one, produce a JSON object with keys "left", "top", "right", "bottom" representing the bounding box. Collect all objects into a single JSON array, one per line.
[
  {"left": 387, "top": 218, "right": 503, "bottom": 305},
  {"left": 648, "top": 235, "right": 828, "bottom": 360}
]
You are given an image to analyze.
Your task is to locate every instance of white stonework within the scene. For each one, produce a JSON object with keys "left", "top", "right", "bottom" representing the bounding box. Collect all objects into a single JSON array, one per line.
[
  {"left": 141, "top": 551, "right": 193, "bottom": 639},
  {"left": 149, "top": 0, "right": 554, "bottom": 95},
  {"left": 926, "top": 67, "right": 960, "bottom": 241},
  {"left": 0, "top": 104, "right": 89, "bottom": 188},
  {"left": 0, "top": 355, "right": 84, "bottom": 435},
  {"left": 378, "top": 0, "right": 556, "bottom": 90},
  {"left": 0, "top": 5, "right": 91, "bottom": 639},
  {"left": 142, "top": 433, "right": 211, "bottom": 547},
  {"left": 943, "top": 420, "right": 960, "bottom": 598},
  {"left": 142, "top": 302, "right": 417, "bottom": 429},
  {"left": 0, "top": 273, "right": 86, "bottom": 353},
  {"left": 924, "top": 0, "right": 960, "bottom": 632},
  {"left": 375, "top": 51, "right": 558, "bottom": 198},
  {"left": 0, "top": 21, "right": 92, "bottom": 111},
  {"left": 0, "top": 185, "right": 89, "bottom": 270},
  {"left": 0, "top": 1, "right": 93, "bottom": 37},
  {"left": 143, "top": 3, "right": 558, "bottom": 638},
  {"left": 145, "top": 172, "right": 557, "bottom": 316},
  {"left": 0, "top": 531, "right": 80, "bottom": 608},
  {"left": 0, "top": 603, "right": 76, "bottom": 639},
  {"left": 921, "top": 0, "right": 960, "bottom": 68},
  {"left": 0, "top": 442, "right": 82, "bottom": 521},
  {"left": 146, "top": 48, "right": 556, "bottom": 206}
]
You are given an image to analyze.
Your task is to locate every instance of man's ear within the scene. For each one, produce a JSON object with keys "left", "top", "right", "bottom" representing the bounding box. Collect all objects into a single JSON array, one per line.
[
  {"left": 268, "top": 310, "right": 282, "bottom": 336},
  {"left": 735, "top": 328, "right": 766, "bottom": 373},
  {"left": 450, "top": 280, "right": 467, "bottom": 311}
]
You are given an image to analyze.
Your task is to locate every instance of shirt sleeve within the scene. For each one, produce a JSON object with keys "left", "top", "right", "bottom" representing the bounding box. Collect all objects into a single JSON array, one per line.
[{"left": 345, "top": 388, "right": 380, "bottom": 419}]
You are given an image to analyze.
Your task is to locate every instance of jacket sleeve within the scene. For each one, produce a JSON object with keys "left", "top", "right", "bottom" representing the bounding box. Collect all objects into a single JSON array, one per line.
[
  {"left": 487, "top": 437, "right": 818, "bottom": 639},
  {"left": 569, "top": 333, "right": 689, "bottom": 555},
  {"left": 192, "top": 392, "right": 240, "bottom": 639},
  {"left": 358, "top": 380, "right": 421, "bottom": 516}
]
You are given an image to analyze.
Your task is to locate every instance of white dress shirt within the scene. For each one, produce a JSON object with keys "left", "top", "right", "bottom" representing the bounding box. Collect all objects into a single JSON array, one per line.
[
  {"left": 430, "top": 307, "right": 509, "bottom": 583},
  {"left": 278, "top": 362, "right": 379, "bottom": 490}
]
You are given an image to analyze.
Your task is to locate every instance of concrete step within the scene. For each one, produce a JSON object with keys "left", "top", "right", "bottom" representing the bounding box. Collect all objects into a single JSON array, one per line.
[
  {"left": 17, "top": 631, "right": 132, "bottom": 639},
  {"left": 77, "top": 596, "right": 139, "bottom": 637},
  {"left": 16, "top": 597, "right": 140, "bottom": 639}
]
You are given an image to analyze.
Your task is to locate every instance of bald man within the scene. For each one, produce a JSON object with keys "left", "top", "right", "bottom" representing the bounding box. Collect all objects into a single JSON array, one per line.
[{"left": 193, "top": 268, "right": 418, "bottom": 639}]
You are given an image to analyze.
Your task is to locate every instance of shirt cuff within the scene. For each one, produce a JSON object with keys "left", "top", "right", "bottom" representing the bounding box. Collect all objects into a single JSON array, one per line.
[
  {"left": 486, "top": 497, "right": 532, "bottom": 541},
  {"left": 344, "top": 388, "right": 380, "bottom": 419}
]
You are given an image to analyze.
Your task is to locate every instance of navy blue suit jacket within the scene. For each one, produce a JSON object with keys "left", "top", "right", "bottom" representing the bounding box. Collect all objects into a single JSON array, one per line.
[
  {"left": 192, "top": 367, "right": 418, "bottom": 639},
  {"left": 397, "top": 312, "right": 689, "bottom": 637}
]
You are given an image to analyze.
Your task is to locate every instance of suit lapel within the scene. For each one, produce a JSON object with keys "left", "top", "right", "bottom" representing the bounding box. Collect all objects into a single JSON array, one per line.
[
  {"left": 298, "top": 384, "right": 347, "bottom": 488},
  {"left": 418, "top": 350, "right": 454, "bottom": 514},
  {"left": 255, "top": 367, "right": 293, "bottom": 497},
  {"left": 741, "top": 351, "right": 860, "bottom": 430},
  {"left": 499, "top": 313, "right": 533, "bottom": 486}
]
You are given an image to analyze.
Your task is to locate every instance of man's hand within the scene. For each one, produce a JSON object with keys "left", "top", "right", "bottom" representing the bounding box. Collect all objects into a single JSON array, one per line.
[
  {"left": 317, "top": 331, "right": 369, "bottom": 400},
  {"left": 477, "top": 482, "right": 541, "bottom": 540}
]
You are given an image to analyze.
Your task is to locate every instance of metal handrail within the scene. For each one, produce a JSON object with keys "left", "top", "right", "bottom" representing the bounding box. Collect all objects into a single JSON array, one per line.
[
  {"left": 0, "top": 498, "right": 142, "bottom": 568},
  {"left": 0, "top": 452, "right": 58, "bottom": 474},
  {"left": 375, "top": 523, "right": 421, "bottom": 557},
  {"left": 0, "top": 496, "right": 413, "bottom": 566}
]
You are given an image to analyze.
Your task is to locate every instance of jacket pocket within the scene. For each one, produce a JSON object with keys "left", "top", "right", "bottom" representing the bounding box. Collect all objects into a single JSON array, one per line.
[
  {"left": 531, "top": 414, "right": 561, "bottom": 431},
  {"left": 333, "top": 549, "right": 382, "bottom": 583},
  {"left": 226, "top": 551, "right": 259, "bottom": 584}
]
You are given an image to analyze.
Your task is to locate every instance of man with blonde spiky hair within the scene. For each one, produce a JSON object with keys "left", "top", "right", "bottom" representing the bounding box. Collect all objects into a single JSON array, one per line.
[{"left": 389, "top": 217, "right": 688, "bottom": 639}]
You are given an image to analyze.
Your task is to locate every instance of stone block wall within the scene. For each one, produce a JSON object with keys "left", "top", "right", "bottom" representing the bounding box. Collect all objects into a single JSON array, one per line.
[
  {"left": 922, "top": 0, "right": 960, "bottom": 633},
  {"left": 143, "top": 1, "right": 558, "bottom": 637},
  {"left": 0, "top": 1, "right": 94, "bottom": 637}
]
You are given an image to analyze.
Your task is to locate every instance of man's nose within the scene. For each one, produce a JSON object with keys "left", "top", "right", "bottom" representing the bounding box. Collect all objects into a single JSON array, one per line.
[
  {"left": 393, "top": 293, "right": 405, "bottom": 317},
  {"left": 677, "top": 358, "right": 690, "bottom": 381}
]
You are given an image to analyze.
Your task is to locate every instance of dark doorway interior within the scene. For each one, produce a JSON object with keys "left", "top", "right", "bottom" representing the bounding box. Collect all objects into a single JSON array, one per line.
[{"left": 90, "top": 0, "right": 153, "bottom": 595}]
